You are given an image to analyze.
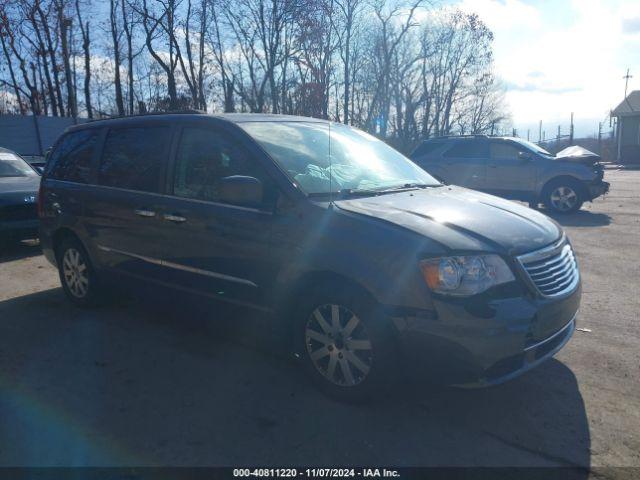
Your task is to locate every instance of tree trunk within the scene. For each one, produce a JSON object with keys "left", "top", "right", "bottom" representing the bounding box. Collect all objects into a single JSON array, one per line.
[
  {"left": 110, "top": 0, "right": 124, "bottom": 116},
  {"left": 75, "top": 8, "right": 93, "bottom": 119},
  {"left": 120, "top": 0, "right": 134, "bottom": 115},
  {"left": 0, "top": 32, "right": 26, "bottom": 114},
  {"left": 37, "top": 3, "right": 65, "bottom": 116}
]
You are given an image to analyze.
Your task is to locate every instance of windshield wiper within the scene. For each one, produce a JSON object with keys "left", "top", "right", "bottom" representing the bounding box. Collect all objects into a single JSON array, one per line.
[
  {"left": 371, "top": 183, "right": 441, "bottom": 193},
  {"left": 338, "top": 188, "right": 381, "bottom": 197},
  {"left": 307, "top": 183, "right": 441, "bottom": 199}
]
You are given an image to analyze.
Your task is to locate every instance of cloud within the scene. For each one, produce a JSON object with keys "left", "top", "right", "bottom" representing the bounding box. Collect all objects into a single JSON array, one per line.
[
  {"left": 458, "top": 0, "right": 541, "bottom": 32},
  {"left": 505, "top": 82, "right": 583, "bottom": 95},
  {"left": 454, "top": 0, "right": 640, "bottom": 131},
  {"left": 622, "top": 17, "right": 640, "bottom": 34}
]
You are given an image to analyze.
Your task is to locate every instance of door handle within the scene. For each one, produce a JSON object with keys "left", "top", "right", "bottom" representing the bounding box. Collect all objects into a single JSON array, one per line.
[
  {"left": 163, "top": 213, "right": 187, "bottom": 223},
  {"left": 134, "top": 208, "right": 156, "bottom": 217}
]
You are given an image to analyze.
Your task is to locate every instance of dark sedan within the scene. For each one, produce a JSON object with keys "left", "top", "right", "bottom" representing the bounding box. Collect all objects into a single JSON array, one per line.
[{"left": 0, "top": 147, "right": 40, "bottom": 247}]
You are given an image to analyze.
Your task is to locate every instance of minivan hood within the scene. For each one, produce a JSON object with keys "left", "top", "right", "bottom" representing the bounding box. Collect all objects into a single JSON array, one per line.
[{"left": 335, "top": 186, "right": 561, "bottom": 255}]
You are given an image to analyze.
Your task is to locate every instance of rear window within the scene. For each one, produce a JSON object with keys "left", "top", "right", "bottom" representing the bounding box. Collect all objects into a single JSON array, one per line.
[
  {"left": 444, "top": 141, "right": 488, "bottom": 158},
  {"left": 48, "top": 129, "right": 100, "bottom": 183},
  {"left": 98, "top": 126, "right": 171, "bottom": 193},
  {"left": 411, "top": 141, "right": 443, "bottom": 158}
]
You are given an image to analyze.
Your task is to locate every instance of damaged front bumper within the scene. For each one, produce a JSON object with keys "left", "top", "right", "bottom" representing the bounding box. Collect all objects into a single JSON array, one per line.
[{"left": 588, "top": 180, "right": 610, "bottom": 201}]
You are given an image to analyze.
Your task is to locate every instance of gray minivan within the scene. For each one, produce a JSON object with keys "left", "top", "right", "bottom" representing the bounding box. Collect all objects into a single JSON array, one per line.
[
  {"left": 39, "top": 114, "right": 580, "bottom": 401},
  {"left": 410, "top": 136, "right": 609, "bottom": 213}
]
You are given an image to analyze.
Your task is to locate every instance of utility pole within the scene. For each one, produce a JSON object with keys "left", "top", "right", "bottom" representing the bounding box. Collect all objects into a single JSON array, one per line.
[
  {"left": 615, "top": 70, "right": 632, "bottom": 163},
  {"left": 538, "top": 120, "right": 542, "bottom": 143},
  {"left": 569, "top": 112, "right": 574, "bottom": 145},
  {"left": 598, "top": 122, "right": 602, "bottom": 155},
  {"left": 623, "top": 68, "right": 633, "bottom": 98},
  {"left": 527, "top": 129, "right": 530, "bottom": 141}
]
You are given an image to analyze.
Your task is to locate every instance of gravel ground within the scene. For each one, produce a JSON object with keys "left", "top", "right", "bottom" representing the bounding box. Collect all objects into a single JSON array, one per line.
[{"left": 0, "top": 170, "right": 638, "bottom": 473}]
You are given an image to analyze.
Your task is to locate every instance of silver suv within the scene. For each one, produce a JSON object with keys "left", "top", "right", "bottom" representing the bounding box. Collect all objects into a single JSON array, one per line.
[{"left": 410, "top": 136, "right": 610, "bottom": 213}]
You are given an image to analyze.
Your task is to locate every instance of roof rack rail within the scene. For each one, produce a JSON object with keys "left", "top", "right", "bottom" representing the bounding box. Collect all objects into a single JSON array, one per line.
[
  {"left": 89, "top": 109, "right": 206, "bottom": 122},
  {"left": 432, "top": 134, "right": 490, "bottom": 139}
]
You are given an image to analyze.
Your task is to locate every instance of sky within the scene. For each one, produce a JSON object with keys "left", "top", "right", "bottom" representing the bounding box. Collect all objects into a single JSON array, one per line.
[{"left": 453, "top": 0, "right": 640, "bottom": 139}]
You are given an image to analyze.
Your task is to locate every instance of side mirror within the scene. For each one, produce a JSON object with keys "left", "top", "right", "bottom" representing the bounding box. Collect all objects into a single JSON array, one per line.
[
  {"left": 218, "top": 175, "right": 263, "bottom": 207},
  {"left": 518, "top": 151, "right": 533, "bottom": 162}
]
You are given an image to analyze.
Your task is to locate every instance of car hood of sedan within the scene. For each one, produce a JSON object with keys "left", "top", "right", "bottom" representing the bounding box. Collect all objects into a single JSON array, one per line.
[{"left": 335, "top": 185, "right": 561, "bottom": 255}]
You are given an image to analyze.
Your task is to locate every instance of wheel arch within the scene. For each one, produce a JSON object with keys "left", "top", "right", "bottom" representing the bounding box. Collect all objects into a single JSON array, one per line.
[
  {"left": 540, "top": 175, "right": 587, "bottom": 198},
  {"left": 52, "top": 227, "right": 81, "bottom": 258},
  {"left": 277, "top": 270, "right": 390, "bottom": 355},
  {"left": 51, "top": 228, "right": 97, "bottom": 268},
  {"left": 280, "top": 270, "right": 379, "bottom": 316}
]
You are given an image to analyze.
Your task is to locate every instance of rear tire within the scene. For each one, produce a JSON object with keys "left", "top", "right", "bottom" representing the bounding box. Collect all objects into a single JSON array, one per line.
[
  {"left": 543, "top": 179, "right": 584, "bottom": 214},
  {"left": 293, "top": 284, "right": 397, "bottom": 402},
  {"left": 57, "top": 237, "right": 101, "bottom": 307}
]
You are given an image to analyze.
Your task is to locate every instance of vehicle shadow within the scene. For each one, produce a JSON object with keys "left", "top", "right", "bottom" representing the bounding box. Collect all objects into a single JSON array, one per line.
[
  {"left": 542, "top": 210, "right": 611, "bottom": 228},
  {"left": 0, "top": 239, "right": 41, "bottom": 263},
  {"left": 0, "top": 288, "right": 590, "bottom": 472}
]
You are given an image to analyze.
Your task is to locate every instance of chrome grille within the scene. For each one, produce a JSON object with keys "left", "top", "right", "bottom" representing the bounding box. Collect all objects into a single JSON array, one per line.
[{"left": 518, "top": 238, "right": 579, "bottom": 297}]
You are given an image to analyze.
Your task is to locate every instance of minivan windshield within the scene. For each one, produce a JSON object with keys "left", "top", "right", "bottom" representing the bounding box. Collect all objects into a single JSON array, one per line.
[
  {"left": 0, "top": 151, "right": 38, "bottom": 177},
  {"left": 240, "top": 121, "right": 440, "bottom": 195}
]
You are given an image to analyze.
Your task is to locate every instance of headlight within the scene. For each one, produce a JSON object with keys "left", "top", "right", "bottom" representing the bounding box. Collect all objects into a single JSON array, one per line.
[{"left": 419, "top": 254, "right": 515, "bottom": 296}]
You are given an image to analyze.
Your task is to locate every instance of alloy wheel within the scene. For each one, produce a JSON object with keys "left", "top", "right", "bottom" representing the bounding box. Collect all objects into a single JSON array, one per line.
[
  {"left": 62, "top": 248, "right": 89, "bottom": 298},
  {"left": 305, "top": 304, "right": 373, "bottom": 386},
  {"left": 550, "top": 186, "right": 578, "bottom": 212}
]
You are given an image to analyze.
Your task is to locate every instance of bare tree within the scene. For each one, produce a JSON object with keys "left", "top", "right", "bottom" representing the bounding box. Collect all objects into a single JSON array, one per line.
[
  {"left": 120, "top": 0, "right": 136, "bottom": 114},
  {"left": 293, "top": 0, "right": 336, "bottom": 118},
  {"left": 0, "top": 8, "right": 27, "bottom": 113},
  {"left": 54, "top": 0, "right": 77, "bottom": 119},
  {"left": 74, "top": 0, "right": 92, "bottom": 117},
  {"left": 0, "top": 0, "right": 508, "bottom": 145},
  {"left": 135, "top": 0, "right": 181, "bottom": 110},
  {"left": 109, "top": 0, "right": 125, "bottom": 115},
  {"left": 333, "top": 0, "right": 363, "bottom": 124},
  {"left": 0, "top": 9, "right": 41, "bottom": 114}
]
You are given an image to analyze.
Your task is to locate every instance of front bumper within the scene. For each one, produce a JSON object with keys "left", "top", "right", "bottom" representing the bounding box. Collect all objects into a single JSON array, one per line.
[
  {"left": 588, "top": 181, "right": 610, "bottom": 200},
  {"left": 394, "top": 279, "right": 581, "bottom": 386},
  {"left": 455, "top": 314, "right": 575, "bottom": 387}
]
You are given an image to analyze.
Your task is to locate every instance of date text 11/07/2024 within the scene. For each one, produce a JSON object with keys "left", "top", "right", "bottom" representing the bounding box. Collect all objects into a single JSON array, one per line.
[{"left": 233, "top": 468, "right": 401, "bottom": 478}]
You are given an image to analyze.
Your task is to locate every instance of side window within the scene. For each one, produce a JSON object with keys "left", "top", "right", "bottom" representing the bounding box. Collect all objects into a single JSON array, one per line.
[
  {"left": 491, "top": 142, "right": 521, "bottom": 161},
  {"left": 173, "top": 127, "right": 268, "bottom": 205},
  {"left": 98, "top": 126, "right": 171, "bottom": 193},
  {"left": 48, "top": 129, "right": 100, "bottom": 183},
  {"left": 444, "top": 141, "right": 487, "bottom": 158}
]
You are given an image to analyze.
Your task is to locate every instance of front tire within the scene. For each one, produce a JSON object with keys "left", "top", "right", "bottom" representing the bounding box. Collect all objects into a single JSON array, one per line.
[
  {"left": 57, "top": 237, "right": 101, "bottom": 306},
  {"left": 543, "top": 179, "right": 584, "bottom": 214},
  {"left": 294, "top": 285, "right": 396, "bottom": 402}
]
